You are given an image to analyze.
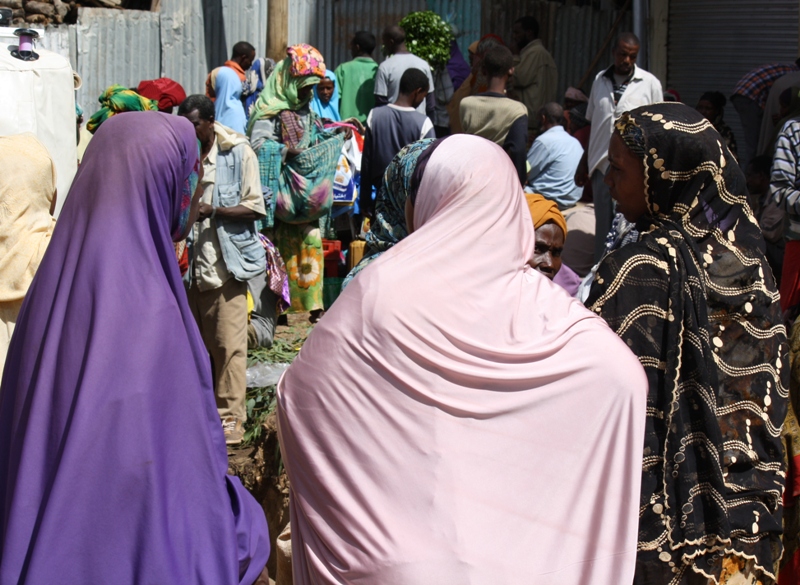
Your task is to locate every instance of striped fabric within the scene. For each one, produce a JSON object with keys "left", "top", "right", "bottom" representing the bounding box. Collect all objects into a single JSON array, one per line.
[{"left": 770, "top": 118, "right": 800, "bottom": 240}]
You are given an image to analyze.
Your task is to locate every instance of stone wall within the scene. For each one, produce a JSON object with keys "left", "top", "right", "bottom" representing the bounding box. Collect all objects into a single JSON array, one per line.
[{"left": 0, "top": 0, "right": 129, "bottom": 26}]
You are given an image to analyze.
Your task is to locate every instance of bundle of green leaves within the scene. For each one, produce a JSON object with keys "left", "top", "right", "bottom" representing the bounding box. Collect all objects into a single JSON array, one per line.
[{"left": 399, "top": 11, "right": 454, "bottom": 71}]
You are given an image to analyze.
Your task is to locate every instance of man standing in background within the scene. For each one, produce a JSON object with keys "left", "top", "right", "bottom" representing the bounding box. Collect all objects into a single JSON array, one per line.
[
  {"left": 574, "top": 33, "right": 662, "bottom": 262},
  {"left": 511, "top": 16, "right": 557, "bottom": 135},
  {"left": 178, "top": 95, "right": 266, "bottom": 446},
  {"left": 335, "top": 31, "right": 379, "bottom": 124},
  {"left": 374, "top": 25, "right": 435, "bottom": 119}
]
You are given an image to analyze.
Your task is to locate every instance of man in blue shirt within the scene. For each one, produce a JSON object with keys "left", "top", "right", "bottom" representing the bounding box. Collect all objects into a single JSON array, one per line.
[{"left": 526, "top": 102, "right": 584, "bottom": 210}]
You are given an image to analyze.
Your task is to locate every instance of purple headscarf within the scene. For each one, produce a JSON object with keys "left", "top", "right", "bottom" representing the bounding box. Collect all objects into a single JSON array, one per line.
[
  {"left": 446, "top": 40, "right": 471, "bottom": 90},
  {"left": 0, "top": 112, "right": 269, "bottom": 584}
]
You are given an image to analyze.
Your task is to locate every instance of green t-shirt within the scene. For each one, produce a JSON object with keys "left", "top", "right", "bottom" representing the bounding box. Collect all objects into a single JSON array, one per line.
[{"left": 334, "top": 57, "right": 378, "bottom": 124}]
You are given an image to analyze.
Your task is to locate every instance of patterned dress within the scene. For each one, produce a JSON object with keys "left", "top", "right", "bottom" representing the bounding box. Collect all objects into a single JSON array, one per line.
[{"left": 587, "top": 104, "right": 787, "bottom": 585}]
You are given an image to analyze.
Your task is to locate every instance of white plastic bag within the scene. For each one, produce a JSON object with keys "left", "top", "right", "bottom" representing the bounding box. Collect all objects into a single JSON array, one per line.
[{"left": 246, "top": 362, "right": 290, "bottom": 388}]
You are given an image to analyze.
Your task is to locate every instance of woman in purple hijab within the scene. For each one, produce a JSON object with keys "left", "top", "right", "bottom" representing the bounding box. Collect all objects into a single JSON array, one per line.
[{"left": 0, "top": 112, "right": 269, "bottom": 584}]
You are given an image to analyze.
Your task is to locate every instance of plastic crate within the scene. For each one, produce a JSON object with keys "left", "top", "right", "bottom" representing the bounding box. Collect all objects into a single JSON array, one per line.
[{"left": 322, "top": 239, "right": 342, "bottom": 278}]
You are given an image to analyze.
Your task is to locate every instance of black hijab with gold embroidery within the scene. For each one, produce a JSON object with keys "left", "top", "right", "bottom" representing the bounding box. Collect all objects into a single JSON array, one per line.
[{"left": 587, "top": 103, "right": 787, "bottom": 583}]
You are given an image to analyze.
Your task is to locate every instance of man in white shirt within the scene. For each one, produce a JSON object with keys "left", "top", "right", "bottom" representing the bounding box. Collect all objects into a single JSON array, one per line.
[
  {"left": 374, "top": 25, "right": 435, "bottom": 118},
  {"left": 574, "top": 33, "right": 662, "bottom": 261}
]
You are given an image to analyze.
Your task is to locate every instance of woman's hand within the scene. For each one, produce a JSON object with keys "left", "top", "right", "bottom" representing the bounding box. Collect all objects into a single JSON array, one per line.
[{"left": 286, "top": 147, "right": 304, "bottom": 158}]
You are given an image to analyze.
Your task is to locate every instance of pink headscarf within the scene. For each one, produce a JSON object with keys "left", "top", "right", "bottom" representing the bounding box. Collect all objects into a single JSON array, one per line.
[{"left": 278, "top": 135, "right": 647, "bottom": 584}]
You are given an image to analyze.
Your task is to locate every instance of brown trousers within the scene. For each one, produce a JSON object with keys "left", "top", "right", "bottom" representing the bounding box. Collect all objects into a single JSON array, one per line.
[{"left": 188, "top": 278, "right": 247, "bottom": 422}]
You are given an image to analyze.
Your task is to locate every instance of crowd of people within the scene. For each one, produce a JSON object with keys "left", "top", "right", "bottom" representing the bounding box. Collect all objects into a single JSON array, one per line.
[{"left": 1, "top": 10, "right": 800, "bottom": 585}]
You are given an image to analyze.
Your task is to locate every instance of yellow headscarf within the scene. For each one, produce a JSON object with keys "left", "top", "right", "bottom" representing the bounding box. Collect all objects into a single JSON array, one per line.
[
  {"left": 525, "top": 192, "right": 567, "bottom": 236},
  {"left": 0, "top": 134, "right": 57, "bottom": 302}
]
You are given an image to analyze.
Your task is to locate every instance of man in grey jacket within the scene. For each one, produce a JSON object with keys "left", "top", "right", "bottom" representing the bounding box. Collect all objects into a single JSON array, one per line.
[{"left": 179, "top": 95, "right": 266, "bottom": 445}]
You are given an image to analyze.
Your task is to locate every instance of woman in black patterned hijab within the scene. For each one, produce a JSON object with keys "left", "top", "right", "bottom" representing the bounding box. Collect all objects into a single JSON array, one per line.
[{"left": 586, "top": 103, "right": 788, "bottom": 584}]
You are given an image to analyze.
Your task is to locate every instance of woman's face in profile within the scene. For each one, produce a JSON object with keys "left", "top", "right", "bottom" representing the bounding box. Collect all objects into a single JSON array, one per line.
[
  {"left": 299, "top": 85, "right": 314, "bottom": 102},
  {"left": 605, "top": 133, "right": 648, "bottom": 223}
]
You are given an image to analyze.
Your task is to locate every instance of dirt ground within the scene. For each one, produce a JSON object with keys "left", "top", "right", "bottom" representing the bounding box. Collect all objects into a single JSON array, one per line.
[{"left": 227, "top": 313, "right": 314, "bottom": 578}]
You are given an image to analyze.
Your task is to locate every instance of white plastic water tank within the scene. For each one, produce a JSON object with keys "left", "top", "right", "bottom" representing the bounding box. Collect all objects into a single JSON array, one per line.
[{"left": 0, "top": 27, "right": 77, "bottom": 217}]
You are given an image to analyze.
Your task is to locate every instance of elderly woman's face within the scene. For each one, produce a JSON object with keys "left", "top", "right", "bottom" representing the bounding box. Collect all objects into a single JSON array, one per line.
[
  {"left": 530, "top": 222, "right": 564, "bottom": 279},
  {"left": 606, "top": 132, "right": 648, "bottom": 223}
]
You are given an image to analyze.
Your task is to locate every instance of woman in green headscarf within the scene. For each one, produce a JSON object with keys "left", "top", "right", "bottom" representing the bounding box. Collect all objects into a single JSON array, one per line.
[
  {"left": 86, "top": 85, "right": 158, "bottom": 134},
  {"left": 248, "top": 44, "right": 344, "bottom": 322}
]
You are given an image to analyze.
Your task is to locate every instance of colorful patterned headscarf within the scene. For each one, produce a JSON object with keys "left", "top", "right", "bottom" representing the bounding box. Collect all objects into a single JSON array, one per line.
[
  {"left": 341, "top": 139, "right": 435, "bottom": 290},
  {"left": 246, "top": 44, "right": 326, "bottom": 135},
  {"left": 86, "top": 85, "right": 158, "bottom": 134},
  {"left": 287, "top": 43, "right": 325, "bottom": 77}
]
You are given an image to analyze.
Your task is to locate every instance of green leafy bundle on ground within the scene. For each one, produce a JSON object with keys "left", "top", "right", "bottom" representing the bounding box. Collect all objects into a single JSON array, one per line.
[
  {"left": 399, "top": 11, "right": 454, "bottom": 71},
  {"left": 242, "top": 333, "right": 307, "bottom": 445}
]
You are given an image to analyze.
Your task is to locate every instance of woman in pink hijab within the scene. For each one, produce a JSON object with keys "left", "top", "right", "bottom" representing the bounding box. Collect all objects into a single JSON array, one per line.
[{"left": 277, "top": 135, "right": 648, "bottom": 584}]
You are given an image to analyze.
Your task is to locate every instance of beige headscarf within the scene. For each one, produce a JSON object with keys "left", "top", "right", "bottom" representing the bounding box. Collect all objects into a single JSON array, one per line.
[{"left": 0, "top": 133, "right": 57, "bottom": 303}]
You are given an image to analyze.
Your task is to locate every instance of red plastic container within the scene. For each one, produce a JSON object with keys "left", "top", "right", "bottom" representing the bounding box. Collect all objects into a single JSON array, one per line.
[{"left": 322, "top": 239, "right": 342, "bottom": 277}]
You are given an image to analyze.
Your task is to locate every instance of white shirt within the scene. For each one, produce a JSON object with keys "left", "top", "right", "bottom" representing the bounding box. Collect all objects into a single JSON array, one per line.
[{"left": 586, "top": 65, "right": 663, "bottom": 175}]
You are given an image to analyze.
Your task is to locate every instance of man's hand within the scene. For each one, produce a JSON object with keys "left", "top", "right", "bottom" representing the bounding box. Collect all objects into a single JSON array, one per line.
[{"left": 198, "top": 202, "right": 214, "bottom": 221}]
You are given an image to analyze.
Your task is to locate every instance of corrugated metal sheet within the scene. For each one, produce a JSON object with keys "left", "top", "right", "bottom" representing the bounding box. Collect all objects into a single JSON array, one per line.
[
  {"left": 552, "top": 5, "right": 631, "bottom": 99},
  {"left": 668, "top": 0, "right": 799, "bottom": 149},
  {"left": 295, "top": 0, "right": 426, "bottom": 71},
  {"left": 75, "top": 7, "right": 161, "bottom": 115},
  {"left": 426, "top": 0, "right": 481, "bottom": 57},
  {"left": 38, "top": 25, "right": 76, "bottom": 68},
  {"left": 160, "top": 0, "right": 208, "bottom": 96},
  {"left": 483, "top": 1, "right": 631, "bottom": 99},
  {"left": 221, "top": 0, "right": 269, "bottom": 63},
  {"left": 161, "top": 0, "right": 269, "bottom": 98},
  {"left": 289, "top": 0, "right": 334, "bottom": 66}
]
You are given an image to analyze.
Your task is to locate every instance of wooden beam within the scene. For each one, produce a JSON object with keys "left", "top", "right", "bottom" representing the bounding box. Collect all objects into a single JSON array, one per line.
[{"left": 267, "top": 0, "right": 288, "bottom": 63}]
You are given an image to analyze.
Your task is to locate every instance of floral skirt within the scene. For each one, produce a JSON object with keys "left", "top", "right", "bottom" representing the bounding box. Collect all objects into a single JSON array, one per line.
[{"left": 275, "top": 221, "right": 324, "bottom": 313}]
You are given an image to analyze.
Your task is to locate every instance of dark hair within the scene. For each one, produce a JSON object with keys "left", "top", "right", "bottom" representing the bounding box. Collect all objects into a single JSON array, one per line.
[
  {"left": 178, "top": 94, "right": 215, "bottom": 121},
  {"left": 514, "top": 16, "right": 539, "bottom": 38},
  {"left": 748, "top": 154, "right": 773, "bottom": 177},
  {"left": 399, "top": 68, "right": 429, "bottom": 95},
  {"left": 615, "top": 32, "right": 640, "bottom": 50},
  {"left": 538, "top": 102, "right": 564, "bottom": 125},
  {"left": 232, "top": 41, "right": 255, "bottom": 58},
  {"left": 353, "top": 30, "right": 376, "bottom": 54},
  {"left": 482, "top": 46, "right": 514, "bottom": 79},
  {"left": 699, "top": 91, "right": 726, "bottom": 112},
  {"left": 383, "top": 25, "right": 405, "bottom": 45}
]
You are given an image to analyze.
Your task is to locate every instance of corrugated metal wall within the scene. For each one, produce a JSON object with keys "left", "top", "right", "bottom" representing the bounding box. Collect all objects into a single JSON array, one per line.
[
  {"left": 160, "top": 0, "right": 207, "bottom": 100},
  {"left": 293, "top": 0, "right": 425, "bottom": 71},
  {"left": 160, "top": 0, "right": 269, "bottom": 100},
  {"left": 289, "top": 0, "right": 334, "bottom": 66},
  {"left": 287, "top": 0, "right": 483, "bottom": 71},
  {"left": 552, "top": 5, "right": 632, "bottom": 99},
  {"left": 37, "top": 0, "right": 635, "bottom": 115},
  {"left": 427, "top": 0, "right": 481, "bottom": 57},
  {"left": 483, "top": 0, "right": 631, "bottom": 100},
  {"left": 75, "top": 8, "right": 161, "bottom": 113},
  {"left": 668, "top": 0, "right": 799, "bottom": 149}
]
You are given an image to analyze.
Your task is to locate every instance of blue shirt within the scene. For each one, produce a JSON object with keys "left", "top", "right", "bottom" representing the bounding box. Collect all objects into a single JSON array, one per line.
[{"left": 526, "top": 125, "right": 584, "bottom": 209}]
